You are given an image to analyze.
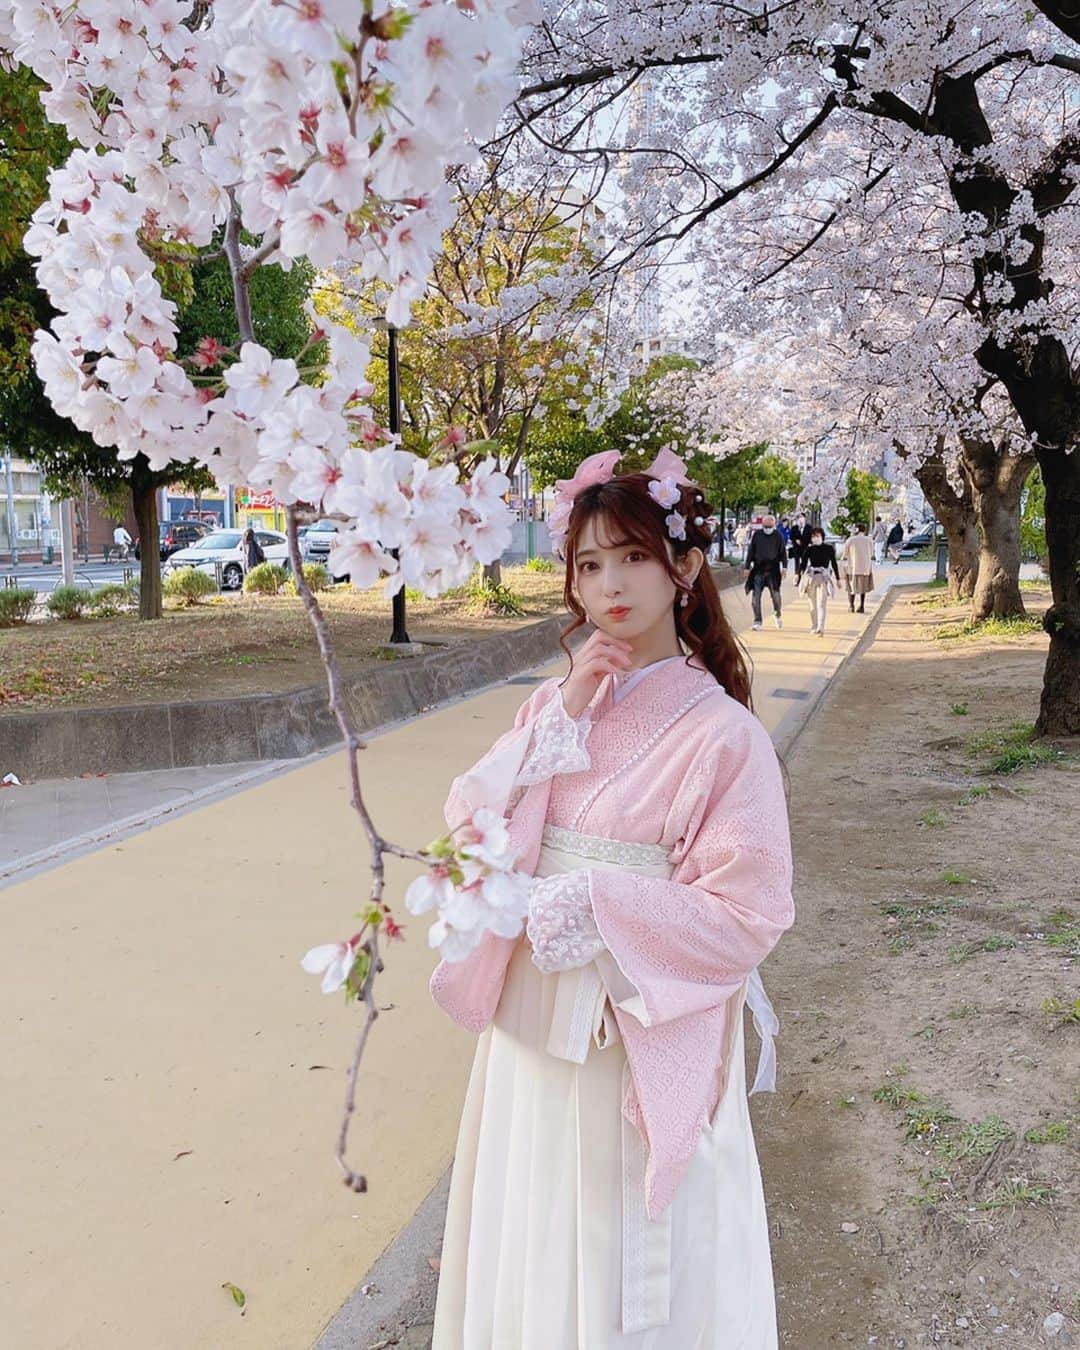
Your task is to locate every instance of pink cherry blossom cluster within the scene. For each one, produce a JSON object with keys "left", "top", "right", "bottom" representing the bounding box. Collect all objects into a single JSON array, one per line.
[{"left": 1, "top": 0, "right": 533, "bottom": 597}]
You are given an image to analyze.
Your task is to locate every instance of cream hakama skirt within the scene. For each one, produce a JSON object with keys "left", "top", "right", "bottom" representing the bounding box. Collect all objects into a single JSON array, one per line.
[{"left": 431, "top": 827, "right": 778, "bottom": 1350}]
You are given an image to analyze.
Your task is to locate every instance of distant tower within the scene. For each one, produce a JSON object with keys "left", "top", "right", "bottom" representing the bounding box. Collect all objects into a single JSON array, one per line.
[{"left": 623, "top": 77, "right": 661, "bottom": 357}]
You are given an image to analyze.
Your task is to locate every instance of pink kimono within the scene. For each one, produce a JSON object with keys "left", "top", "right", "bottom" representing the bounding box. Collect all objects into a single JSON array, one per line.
[{"left": 430, "top": 655, "right": 794, "bottom": 1347}]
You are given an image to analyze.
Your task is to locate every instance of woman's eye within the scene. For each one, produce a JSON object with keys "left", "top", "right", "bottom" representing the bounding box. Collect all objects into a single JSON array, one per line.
[
  {"left": 626, "top": 551, "right": 646, "bottom": 562},
  {"left": 580, "top": 561, "right": 598, "bottom": 573}
]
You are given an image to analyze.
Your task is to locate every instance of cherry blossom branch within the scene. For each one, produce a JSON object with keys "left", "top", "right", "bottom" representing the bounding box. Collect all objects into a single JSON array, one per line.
[{"left": 284, "top": 507, "right": 429, "bottom": 1191}]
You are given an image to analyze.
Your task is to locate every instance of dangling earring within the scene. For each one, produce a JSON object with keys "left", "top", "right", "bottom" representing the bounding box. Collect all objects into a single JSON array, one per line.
[{"left": 679, "top": 591, "right": 689, "bottom": 608}]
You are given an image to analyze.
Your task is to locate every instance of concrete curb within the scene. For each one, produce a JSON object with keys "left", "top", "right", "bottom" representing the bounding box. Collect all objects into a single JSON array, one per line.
[
  {"left": 774, "top": 583, "right": 904, "bottom": 760},
  {"left": 309, "top": 579, "right": 901, "bottom": 1350},
  {"left": 1, "top": 613, "right": 573, "bottom": 780}
]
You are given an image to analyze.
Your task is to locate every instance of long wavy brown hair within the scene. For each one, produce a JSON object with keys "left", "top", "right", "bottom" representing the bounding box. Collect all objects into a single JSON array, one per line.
[{"left": 559, "top": 471, "right": 753, "bottom": 710}]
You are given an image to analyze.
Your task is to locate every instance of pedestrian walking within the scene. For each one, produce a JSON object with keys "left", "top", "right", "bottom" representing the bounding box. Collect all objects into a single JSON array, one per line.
[
  {"left": 707, "top": 519, "right": 723, "bottom": 564},
  {"left": 788, "top": 510, "right": 812, "bottom": 583},
  {"left": 886, "top": 519, "right": 904, "bottom": 562},
  {"left": 112, "top": 524, "right": 132, "bottom": 561},
  {"left": 871, "top": 515, "right": 888, "bottom": 564},
  {"left": 241, "top": 526, "right": 265, "bottom": 576},
  {"left": 798, "top": 526, "right": 840, "bottom": 635},
  {"left": 743, "top": 512, "right": 787, "bottom": 630},
  {"left": 842, "top": 523, "right": 875, "bottom": 613},
  {"left": 427, "top": 449, "right": 793, "bottom": 1349},
  {"left": 734, "top": 520, "right": 749, "bottom": 555}
]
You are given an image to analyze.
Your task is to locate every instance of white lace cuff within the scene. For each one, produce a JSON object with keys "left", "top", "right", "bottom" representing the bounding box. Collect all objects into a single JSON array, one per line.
[
  {"left": 514, "top": 689, "right": 592, "bottom": 788},
  {"left": 527, "top": 869, "right": 605, "bottom": 974}
]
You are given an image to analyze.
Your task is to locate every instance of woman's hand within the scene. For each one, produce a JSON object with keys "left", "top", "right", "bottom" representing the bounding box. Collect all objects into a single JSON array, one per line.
[{"left": 560, "top": 630, "right": 634, "bottom": 719}]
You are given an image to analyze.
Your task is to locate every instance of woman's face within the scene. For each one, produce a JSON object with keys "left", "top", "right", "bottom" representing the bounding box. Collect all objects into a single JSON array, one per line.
[{"left": 572, "top": 515, "right": 700, "bottom": 641}]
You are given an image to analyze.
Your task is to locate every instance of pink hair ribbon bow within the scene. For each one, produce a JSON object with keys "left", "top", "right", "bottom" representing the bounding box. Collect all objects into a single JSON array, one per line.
[
  {"left": 644, "top": 446, "right": 692, "bottom": 484},
  {"left": 547, "top": 450, "right": 622, "bottom": 556}
]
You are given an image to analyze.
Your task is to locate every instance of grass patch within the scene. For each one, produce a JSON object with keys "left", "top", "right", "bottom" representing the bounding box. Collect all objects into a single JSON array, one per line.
[
  {"left": 948, "top": 1004, "right": 977, "bottom": 1019},
  {"left": 901, "top": 1099, "right": 957, "bottom": 1143},
  {"left": 940, "top": 868, "right": 973, "bottom": 886},
  {"left": 836, "top": 1094, "right": 858, "bottom": 1110},
  {"left": 948, "top": 935, "right": 1016, "bottom": 963},
  {"left": 918, "top": 808, "right": 948, "bottom": 829},
  {"left": 966, "top": 721, "right": 1064, "bottom": 775},
  {"left": 934, "top": 614, "right": 1043, "bottom": 642},
  {"left": 1039, "top": 995, "right": 1080, "bottom": 1020},
  {"left": 936, "top": 1115, "right": 1013, "bottom": 1162},
  {"left": 1024, "top": 1121, "right": 1070, "bottom": 1145},
  {"left": 978, "top": 1178, "right": 1054, "bottom": 1210},
  {"left": 958, "top": 786, "right": 991, "bottom": 806},
  {"left": 887, "top": 933, "right": 913, "bottom": 956},
  {"left": 1044, "top": 911, "right": 1080, "bottom": 959},
  {"left": 950, "top": 702, "right": 969, "bottom": 716}
]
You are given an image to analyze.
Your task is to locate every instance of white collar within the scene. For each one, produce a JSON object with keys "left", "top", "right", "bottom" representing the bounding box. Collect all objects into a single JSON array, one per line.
[{"left": 612, "top": 654, "right": 685, "bottom": 704}]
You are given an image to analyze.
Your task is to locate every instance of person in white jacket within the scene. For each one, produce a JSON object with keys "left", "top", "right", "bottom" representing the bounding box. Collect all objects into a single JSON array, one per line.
[
  {"left": 871, "top": 516, "right": 888, "bottom": 564},
  {"left": 842, "top": 524, "right": 875, "bottom": 614}
]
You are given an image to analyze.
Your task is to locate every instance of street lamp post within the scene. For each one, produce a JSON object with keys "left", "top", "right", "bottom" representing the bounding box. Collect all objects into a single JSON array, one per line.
[{"left": 383, "top": 322, "right": 410, "bottom": 644}]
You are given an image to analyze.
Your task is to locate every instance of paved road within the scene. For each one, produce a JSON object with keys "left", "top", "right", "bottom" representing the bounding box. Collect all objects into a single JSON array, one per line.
[
  {"left": 1, "top": 565, "right": 932, "bottom": 1350},
  {"left": 1, "top": 559, "right": 142, "bottom": 591}
]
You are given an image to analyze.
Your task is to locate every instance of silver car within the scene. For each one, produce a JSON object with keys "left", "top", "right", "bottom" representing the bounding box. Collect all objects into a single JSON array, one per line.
[{"left": 162, "top": 528, "right": 289, "bottom": 590}]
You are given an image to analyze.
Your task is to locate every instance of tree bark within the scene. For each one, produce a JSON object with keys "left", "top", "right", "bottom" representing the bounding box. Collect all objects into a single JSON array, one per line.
[
  {"left": 914, "top": 458, "right": 978, "bottom": 600},
  {"left": 961, "top": 438, "right": 1034, "bottom": 621},
  {"left": 1035, "top": 446, "right": 1080, "bottom": 737},
  {"left": 131, "top": 459, "right": 162, "bottom": 620}
]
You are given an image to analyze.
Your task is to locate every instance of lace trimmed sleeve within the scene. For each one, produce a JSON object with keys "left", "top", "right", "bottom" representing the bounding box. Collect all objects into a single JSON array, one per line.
[
  {"left": 526, "top": 869, "right": 605, "bottom": 973},
  {"left": 513, "top": 688, "right": 592, "bottom": 788}
]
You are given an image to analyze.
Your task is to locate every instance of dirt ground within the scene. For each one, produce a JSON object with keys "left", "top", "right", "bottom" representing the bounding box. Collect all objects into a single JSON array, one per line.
[
  {"left": 762, "top": 586, "right": 1079, "bottom": 1348},
  {"left": 0, "top": 566, "right": 565, "bottom": 713}
]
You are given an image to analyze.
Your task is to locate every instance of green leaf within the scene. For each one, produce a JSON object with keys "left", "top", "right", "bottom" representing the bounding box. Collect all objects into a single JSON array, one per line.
[{"left": 221, "top": 1282, "right": 246, "bottom": 1310}]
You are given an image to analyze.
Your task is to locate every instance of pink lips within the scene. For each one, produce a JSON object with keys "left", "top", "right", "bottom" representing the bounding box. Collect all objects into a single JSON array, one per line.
[{"left": 606, "top": 607, "right": 630, "bottom": 620}]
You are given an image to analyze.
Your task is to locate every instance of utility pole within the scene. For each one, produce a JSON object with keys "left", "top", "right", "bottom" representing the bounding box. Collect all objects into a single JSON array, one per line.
[
  {"left": 3, "top": 452, "right": 18, "bottom": 566},
  {"left": 60, "top": 498, "right": 76, "bottom": 583}
]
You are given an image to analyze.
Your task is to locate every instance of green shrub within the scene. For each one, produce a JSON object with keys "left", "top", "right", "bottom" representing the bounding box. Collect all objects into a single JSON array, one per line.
[
  {"left": 0, "top": 586, "right": 36, "bottom": 627},
  {"left": 46, "top": 584, "right": 88, "bottom": 620},
  {"left": 164, "top": 567, "right": 217, "bottom": 606},
  {"left": 285, "top": 563, "right": 329, "bottom": 594},
  {"left": 242, "top": 561, "right": 288, "bottom": 595},
  {"left": 524, "top": 556, "right": 556, "bottom": 573},
  {"left": 88, "top": 581, "right": 138, "bottom": 618},
  {"left": 465, "top": 575, "right": 526, "bottom": 616}
]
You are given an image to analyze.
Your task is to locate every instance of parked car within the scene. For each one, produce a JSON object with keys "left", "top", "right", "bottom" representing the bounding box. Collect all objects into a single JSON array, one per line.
[
  {"left": 162, "top": 528, "right": 289, "bottom": 590},
  {"left": 899, "top": 524, "right": 940, "bottom": 557},
  {"left": 134, "top": 519, "right": 212, "bottom": 561},
  {"left": 300, "top": 519, "right": 339, "bottom": 567},
  {"left": 300, "top": 519, "right": 348, "bottom": 581}
]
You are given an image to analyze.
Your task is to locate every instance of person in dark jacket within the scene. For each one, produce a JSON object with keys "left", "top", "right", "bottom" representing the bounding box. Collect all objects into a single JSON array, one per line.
[
  {"left": 744, "top": 514, "right": 787, "bottom": 630},
  {"left": 885, "top": 519, "right": 904, "bottom": 562},
  {"left": 788, "top": 511, "right": 813, "bottom": 581},
  {"left": 241, "top": 526, "right": 265, "bottom": 574}
]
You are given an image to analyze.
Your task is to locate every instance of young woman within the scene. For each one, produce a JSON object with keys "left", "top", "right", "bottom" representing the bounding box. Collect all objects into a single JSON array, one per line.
[
  {"left": 428, "top": 449, "right": 794, "bottom": 1349},
  {"left": 799, "top": 526, "right": 840, "bottom": 635}
]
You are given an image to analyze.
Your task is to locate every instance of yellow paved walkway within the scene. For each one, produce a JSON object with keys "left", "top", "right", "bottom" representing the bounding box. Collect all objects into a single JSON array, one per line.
[{"left": 1, "top": 576, "right": 881, "bottom": 1349}]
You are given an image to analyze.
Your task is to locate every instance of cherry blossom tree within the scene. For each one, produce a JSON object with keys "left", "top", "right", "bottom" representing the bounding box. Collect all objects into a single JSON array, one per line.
[
  {"left": 0, "top": 0, "right": 540, "bottom": 1191},
  {"left": 508, "top": 2, "right": 1080, "bottom": 732}
]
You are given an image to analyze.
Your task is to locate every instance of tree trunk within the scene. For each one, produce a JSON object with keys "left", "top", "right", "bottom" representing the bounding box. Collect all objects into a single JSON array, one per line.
[
  {"left": 962, "top": 439, "right": 1034, "bottom": 621},
  {"left": 131, "top": 461, "right": 162, "bottom": 620},
  {"left": 915, "top": 458, "right": 978, "bottom": 600},
  {"left": 1035, "top": 446, "right": 1080, "bottom": 737}
]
